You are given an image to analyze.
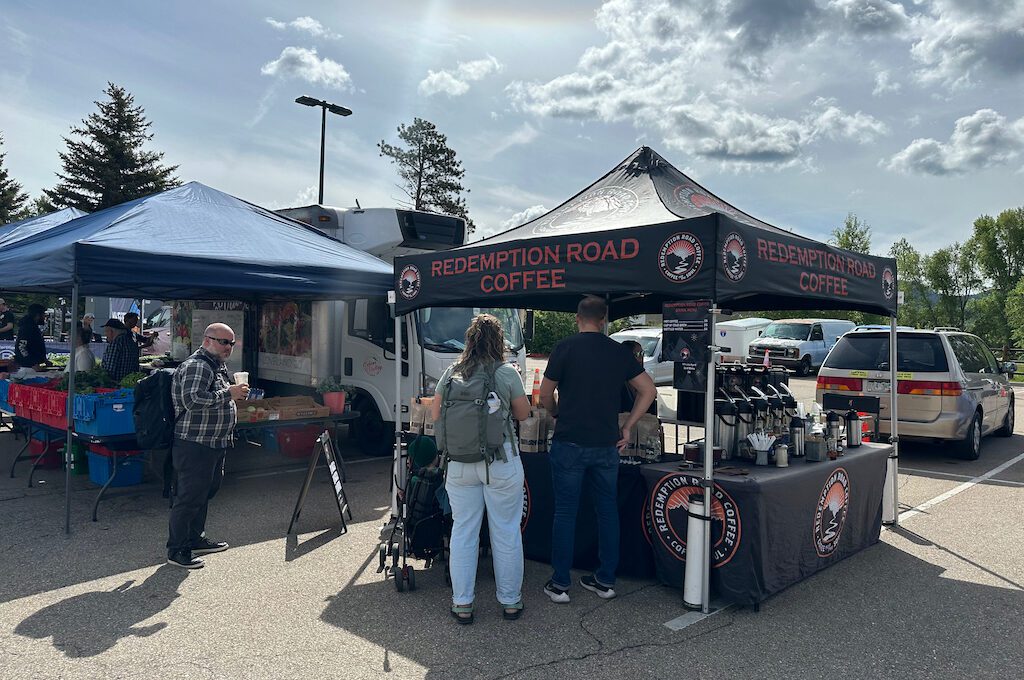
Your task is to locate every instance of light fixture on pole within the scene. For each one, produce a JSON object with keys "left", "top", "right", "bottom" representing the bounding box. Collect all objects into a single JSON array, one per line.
[{"left": 295, "top": 96, "right": 353, "bottom": 205}]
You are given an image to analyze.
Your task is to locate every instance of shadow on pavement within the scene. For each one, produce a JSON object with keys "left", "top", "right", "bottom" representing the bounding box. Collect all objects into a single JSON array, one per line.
[{"left": 14, "top": 566, "right": 187, "bottom": 658}]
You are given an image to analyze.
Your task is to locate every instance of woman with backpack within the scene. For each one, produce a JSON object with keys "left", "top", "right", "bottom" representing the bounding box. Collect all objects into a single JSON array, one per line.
[{"left": 430, "top": 314, "right": 531, "bottom": 624}]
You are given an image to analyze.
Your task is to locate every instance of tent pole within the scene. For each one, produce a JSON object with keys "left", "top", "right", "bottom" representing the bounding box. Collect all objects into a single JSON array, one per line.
[
  {"left": 701, "top": 303, "right": 719, "bottom": 614},
  {"left": 65, "top": 283, "right": 80, "bottom": 534},
  {"left": 883, "top": 314, "right": 900, "bottom": 525},
  {"left": 390, "top": 295, "right": 403, "bottom": 518}
]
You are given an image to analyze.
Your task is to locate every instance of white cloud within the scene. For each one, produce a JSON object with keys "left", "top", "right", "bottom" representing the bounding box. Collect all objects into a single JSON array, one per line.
[
  {"left": 884, "top": 108, "right": 1024, "bottom": 175},
  {"left": 418, "top": 56, "right": 503, "bottom": 97},
  {"left": 260, "top": 47, "right": 352, "bottom": 90},
  {"left": 827, "top": 0, "right": 909, "bottom": 35},
  {"left": 499, "top": 204, "right": 548, "bottom": 231},
  {"left": 872, "top": 70, "right": 901, "bottom": 96},
  {"left": 265, "top": 16, "right": 341, "bottom": 40},
  {"left": 482, "top": 123, "right": 540, "bottom": 161}
]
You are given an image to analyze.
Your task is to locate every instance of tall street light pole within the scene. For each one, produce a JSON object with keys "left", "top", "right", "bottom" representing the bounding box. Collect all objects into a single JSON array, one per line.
[{"left": 295, "top": 96, "right": 352, "bottom": 205}]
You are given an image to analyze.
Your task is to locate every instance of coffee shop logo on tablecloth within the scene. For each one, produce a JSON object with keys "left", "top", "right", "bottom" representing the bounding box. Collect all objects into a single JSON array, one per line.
[
  {"left": 649, "top": 473, "right": 741, "bottom": 568},
  {"left": 721, "top": 232, "right": 747, "bottom": 282},
  {"left": 813, "top": 467, "right": 850, "bottom": 557},
  {"left": 521, "top": 479, "right": 531, "bottom": 531},
  {"left": 399, "top": 265, "right": 421, "bottom": 300},
  {"left": 659, "top": 233, "right": 704, "bottom": 283}
]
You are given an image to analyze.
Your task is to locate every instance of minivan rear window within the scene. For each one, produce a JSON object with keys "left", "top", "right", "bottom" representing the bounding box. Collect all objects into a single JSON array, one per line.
[{"left": 824, "top": 334, "right": 949, "bottom": 372}]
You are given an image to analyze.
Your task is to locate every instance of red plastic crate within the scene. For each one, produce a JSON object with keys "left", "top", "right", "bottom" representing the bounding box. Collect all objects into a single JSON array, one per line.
[
  {"left": 274, "top": 424, "right": 324, "bottom": 459},
  {"left": 29, "top": 438, "right": 62, "bottom": 469},
  {"left": 87, "top": 444, "right": 144, "bottom": 458},
  {"left": 34, "top": 388, "right": 68, "bottom": 417}
]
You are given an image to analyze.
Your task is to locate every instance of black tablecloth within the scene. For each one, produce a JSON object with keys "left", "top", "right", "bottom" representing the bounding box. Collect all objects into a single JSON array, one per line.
[
  {"left": 520, "top": 443, "right": 890, "bottom": 605},
  {"left": 640, "top": 443, "right": 890, "bottom": 605},
  {"left": 521, "top": 453, "right": 656, "bottom": 579}
]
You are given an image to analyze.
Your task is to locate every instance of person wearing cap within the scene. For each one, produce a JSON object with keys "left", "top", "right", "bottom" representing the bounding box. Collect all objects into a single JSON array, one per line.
[
  {"left": 100, "top": 317, "right": 139, "bottom": 383},
  {"left": 0, "top": 298, "right": 16, "bottom": 340},
  {"left": 14, "top": 304, "right": 50, "bottom": 370},
  {"left": 123, "top": 312, "right": 155, "bottom": 350},
  {"left": 166, "top": 323, "right": 248, "bottom": 570},
  {"left": 81, "top": 313, "right": 101, "bottom": 343}
]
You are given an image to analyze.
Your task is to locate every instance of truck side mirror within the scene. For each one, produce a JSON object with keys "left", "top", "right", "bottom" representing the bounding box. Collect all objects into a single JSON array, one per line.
[{"left": 524, "top": 310, "right": 535, "bottom": 342}]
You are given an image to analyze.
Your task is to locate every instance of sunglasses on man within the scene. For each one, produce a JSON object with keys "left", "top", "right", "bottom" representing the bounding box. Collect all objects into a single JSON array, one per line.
[{"left": 205, "top": 336, "right": 237, "bottom": 347}]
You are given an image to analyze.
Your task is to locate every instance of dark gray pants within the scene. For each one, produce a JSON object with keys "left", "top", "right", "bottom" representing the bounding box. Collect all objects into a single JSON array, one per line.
[{"left": 166, "top": 439, "right": 226, "bottom": 555}]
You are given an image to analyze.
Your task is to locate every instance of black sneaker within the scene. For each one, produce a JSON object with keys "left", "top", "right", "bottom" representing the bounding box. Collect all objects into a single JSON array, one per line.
[
  {"left": 191, "top": 538, "right": 229, "bottom": 555},
  {"left": 543, "top": 580, "right": 570, "bottom": 604},
  {"left": 167, "top": 550, "right": 204, "bottom": 570},
  {"left": 580, "top": 575, "right": 616, "bottom": 599}
]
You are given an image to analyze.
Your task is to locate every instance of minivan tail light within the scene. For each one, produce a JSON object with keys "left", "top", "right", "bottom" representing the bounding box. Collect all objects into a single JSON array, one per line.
[
  {"left": 897, "top": 380, "right": 962, "bottom": 396},
  {"left": 817, "top": 376, "right": 863, "bottom": 391}
]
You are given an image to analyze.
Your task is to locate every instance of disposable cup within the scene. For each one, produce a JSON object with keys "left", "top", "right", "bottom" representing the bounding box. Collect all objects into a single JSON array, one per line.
[{"left": 233, "top": 372, "right": 249, "bottom": 385}]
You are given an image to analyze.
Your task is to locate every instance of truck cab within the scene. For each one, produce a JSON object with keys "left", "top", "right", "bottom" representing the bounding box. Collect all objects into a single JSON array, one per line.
[{"left": 273, "top": 205, "right": 528, "bottom": 455}]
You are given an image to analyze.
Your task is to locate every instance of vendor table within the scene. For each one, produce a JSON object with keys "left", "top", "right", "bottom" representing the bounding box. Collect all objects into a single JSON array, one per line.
[
  {"left": 519, "top": 443, "right": 890, "bottom": 606},
  {"left": 640, "top": 442, "right": 890, "bottom": 605},
  {"left": 6, "top": 412, "right": 358, "bottom": 522}
]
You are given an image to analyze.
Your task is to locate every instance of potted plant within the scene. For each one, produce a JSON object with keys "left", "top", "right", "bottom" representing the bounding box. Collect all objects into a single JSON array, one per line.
[{"left": 317, "top": 376, "right": 351, "bottom": 414}]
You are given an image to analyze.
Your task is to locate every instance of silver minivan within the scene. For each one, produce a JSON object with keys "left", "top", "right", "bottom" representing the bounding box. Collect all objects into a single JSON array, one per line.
[
  {"left": 746, "top": 318, "right": 856, "bottom": 376},
  {"left": 816, "top": 329, "right": 1015, "bottom": 459}
]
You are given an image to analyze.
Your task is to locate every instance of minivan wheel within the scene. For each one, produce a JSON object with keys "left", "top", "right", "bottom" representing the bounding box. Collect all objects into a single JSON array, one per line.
[
  {"left": 996, "top": 397, "right": 1014, "bottom": 437},
  {"left": 796, "top": 357, "right": 812, "bottom": 377},
  {"left": 956, "top": 413, "right": 982, "bottom": 460}
]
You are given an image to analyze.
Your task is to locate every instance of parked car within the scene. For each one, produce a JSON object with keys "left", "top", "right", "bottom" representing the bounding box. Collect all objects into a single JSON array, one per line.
[
  {"left": 609, "top": 327, "right": 672, "bottom": 385},
  {"left": 746, "top": 318, "right": 856, "bottom": 376},
  {"left": 141, "top": 305, "right": 172, "bottom": 356},
  {"left": 816, "top": 329, "right": 1015, "bottom": 459}
]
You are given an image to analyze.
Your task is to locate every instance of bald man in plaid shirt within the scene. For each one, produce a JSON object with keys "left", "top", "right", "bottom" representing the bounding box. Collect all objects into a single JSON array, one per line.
[{"left": 166, "top": 323, "right": 249, "bottom": 570}]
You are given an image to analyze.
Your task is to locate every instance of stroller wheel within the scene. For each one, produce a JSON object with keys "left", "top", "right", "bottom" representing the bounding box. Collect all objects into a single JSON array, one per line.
[
  {"left": 377, "top": 545, "right": 387, "bottom": 572},
  {"left": 391, "top": 543, "right": 401, "bottom": 568},
  {"left": 405, "top": 565, "right": 417, "bottom": 591},
  {"left": 395, "top": 572, "right": 406, "bottom": 592}
]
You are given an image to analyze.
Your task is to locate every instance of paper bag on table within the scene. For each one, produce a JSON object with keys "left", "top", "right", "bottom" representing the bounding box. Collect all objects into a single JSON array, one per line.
[
  {"left": 519, "top": 416, "right": 541, "bottom": 453},
  {"left": 409, "top": 397, "right": 425, "bottom": 435},
  {"left": 617, "top": 412, "right": 639, "bottom": 457}
]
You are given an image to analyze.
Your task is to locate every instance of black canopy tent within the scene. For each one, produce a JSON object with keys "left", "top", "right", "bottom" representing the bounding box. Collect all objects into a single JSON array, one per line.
[
  {"left": 0, "top": 182, "right": 394, "bottom": 533},
  {"left": 393, "top": 147, "right": 901, "bottom": 611}
]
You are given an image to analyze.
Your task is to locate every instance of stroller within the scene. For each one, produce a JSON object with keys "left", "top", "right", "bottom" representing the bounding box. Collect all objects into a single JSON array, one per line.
[{"left": 378, "top": 435, "right": 450, "bottom": 592}]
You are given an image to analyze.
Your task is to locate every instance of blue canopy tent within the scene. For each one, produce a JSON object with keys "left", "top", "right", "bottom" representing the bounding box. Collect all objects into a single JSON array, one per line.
[
  {"left": 0, "top": 182, "right": 394, "bottom": 532},
  {"left": 0, "top": 207, "right": 89, "bottom": 247}
]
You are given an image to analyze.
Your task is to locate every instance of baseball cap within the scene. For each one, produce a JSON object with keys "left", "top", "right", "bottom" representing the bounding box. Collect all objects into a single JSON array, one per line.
[{"left": 101, "top": 317, "right": 126, "bottom": 330}]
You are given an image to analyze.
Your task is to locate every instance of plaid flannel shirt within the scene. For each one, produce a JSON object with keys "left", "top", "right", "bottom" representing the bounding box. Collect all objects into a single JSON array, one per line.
[
  {"left": 101, "top": 332, "right": 140, "bottom": 382},
  {"left": 172, "top": 348, "right": 236, "bottom": 448}
]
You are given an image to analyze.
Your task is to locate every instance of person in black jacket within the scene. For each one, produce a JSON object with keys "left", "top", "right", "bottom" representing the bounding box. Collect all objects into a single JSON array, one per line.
[{"left": 14, "top": 304, "right": 50, "bottom": 370}]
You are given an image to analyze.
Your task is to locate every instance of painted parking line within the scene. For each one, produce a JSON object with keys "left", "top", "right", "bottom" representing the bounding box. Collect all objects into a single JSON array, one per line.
[
  {"left": 900, "top": 466, "right": 1024, "bottom": 488},
  {"left": 898, "top": 451, "right": 1024, "bottom": 523}
]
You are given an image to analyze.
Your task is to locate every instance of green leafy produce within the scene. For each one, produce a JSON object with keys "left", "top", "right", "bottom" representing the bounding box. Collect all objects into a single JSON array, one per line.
[
  {"left": 316, "top": 376, "right": 354, "bottom": 395},
  {"left": 119, "top": 372, "right": 148, "bottom": 388},
  {"left": 57, "top": 365, "right": 116, "bottom": 392}
]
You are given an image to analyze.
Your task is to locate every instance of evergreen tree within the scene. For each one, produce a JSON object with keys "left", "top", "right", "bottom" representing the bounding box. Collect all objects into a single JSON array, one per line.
[
  {"left": 0, "top": 133, "right": 30, "bottom": 224},
  {"left": 43, "top": 83, "right": 179, "bottom": 211},
  {"left": 378, "top": 117, "right": 475, "bottom": 233}
]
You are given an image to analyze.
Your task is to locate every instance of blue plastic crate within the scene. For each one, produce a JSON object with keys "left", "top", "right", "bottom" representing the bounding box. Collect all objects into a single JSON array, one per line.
[
  {"left": 0, "top": 379, "right": 11, "bottom": 414},
  {"left": 73, "top": 390, "right": 135, "bottom": 436},
  {"left": 86, "top": 450, "right": 144, "bottom": 487}
]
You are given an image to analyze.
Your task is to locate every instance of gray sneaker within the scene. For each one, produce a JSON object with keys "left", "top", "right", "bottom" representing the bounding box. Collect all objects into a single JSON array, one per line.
[
  {"left": 543, "top": 580, "right": 570, "bottom": 604},
  {"left": 580, "top": 575, "right": 616, "bottom": 599}
]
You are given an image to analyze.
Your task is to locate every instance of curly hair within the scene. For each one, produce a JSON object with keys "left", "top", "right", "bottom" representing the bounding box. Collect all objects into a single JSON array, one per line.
[{"left": 451, "top": 314, "right": 505, "bottom": 378}]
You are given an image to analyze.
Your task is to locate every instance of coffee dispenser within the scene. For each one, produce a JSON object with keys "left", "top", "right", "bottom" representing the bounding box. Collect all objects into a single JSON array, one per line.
[
  {"left": 845, "top": 409, "right": 862, "bottom": 447},
  {"left": 713, "top": 398, "right": 738, "bottom": 459},
  {"left": 789, "top": 414, "right": 806, "bottom": 457}
]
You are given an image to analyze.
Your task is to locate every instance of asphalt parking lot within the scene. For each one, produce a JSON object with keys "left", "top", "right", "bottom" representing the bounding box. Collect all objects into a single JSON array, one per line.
[{"left": 1, "top": 373, "right": 1022, "bottom": 679}]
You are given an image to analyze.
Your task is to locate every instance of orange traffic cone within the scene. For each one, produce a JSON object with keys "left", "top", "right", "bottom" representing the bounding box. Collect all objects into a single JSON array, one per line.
[{"left": 532, "top": 368, "right": 542, "bottom": 404}]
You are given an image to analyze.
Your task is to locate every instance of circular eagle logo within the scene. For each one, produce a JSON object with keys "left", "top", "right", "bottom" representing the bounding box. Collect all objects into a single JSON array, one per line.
[
  {"left": 532, "top": 186, "right": 639, "bottom": 235},
  {"left": 882, "top": 267, "right": 895, "bottom": 300},
  {"left": 813, "top": 468, "right": 850, "bottom": 558},
  {"left": 398, "top": 265, "right": 421, "bottom": 300},
  {"left": 649, "top": 473, "right": 741, "bottom": 568},
  {"left": 722, "top": 232, "right": 747, "bottom": 282},
  {"left": 659, "top": 233, "right": 704, "bottom": 283}
]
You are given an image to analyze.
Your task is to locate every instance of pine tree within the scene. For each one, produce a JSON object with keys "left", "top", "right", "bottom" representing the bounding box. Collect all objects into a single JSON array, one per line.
[
  {"left": 0, "top": 133, "right": 30, "bottom": 224},
  {"left": 378, "top": 117, "right": 475, "bottom": 233},
  {"left": 43, "top": 83, "right": 179, "bottom": 211}
]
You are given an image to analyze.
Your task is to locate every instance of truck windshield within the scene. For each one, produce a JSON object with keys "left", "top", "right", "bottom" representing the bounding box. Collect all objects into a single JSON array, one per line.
[
  {"left": 761, "top": 323, "right": 810, "bottom": 340},
  {"left": 417, "top": 307, "right": 525, "bottom": 353}
]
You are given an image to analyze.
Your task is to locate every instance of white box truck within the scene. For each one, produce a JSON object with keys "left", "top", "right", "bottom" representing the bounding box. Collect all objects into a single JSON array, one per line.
[
  {"left": 267, "top": 205, "right": 528, "bottom": 456},
  {"left": 716, "top": 317, "right": 772, "bottom": 363}
]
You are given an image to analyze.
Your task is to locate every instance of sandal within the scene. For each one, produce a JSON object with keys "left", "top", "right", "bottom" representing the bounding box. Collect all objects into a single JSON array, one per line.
[
  {"left": 450, "top": 603, "right": 474, "bottom": 625},
  {"left": 501, "top": 601, "right": 524, "bottom": 621}
]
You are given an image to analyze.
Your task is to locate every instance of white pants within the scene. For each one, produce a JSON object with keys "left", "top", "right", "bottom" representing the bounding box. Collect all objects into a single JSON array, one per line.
[{"left": 444, "top": 455, "right": 525, "bottom": 607}]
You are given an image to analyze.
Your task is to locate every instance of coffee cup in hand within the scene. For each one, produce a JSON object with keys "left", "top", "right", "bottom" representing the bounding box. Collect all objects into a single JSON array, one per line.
[{"left": 233, "top": 372, "right": 249, "bottom": 386}]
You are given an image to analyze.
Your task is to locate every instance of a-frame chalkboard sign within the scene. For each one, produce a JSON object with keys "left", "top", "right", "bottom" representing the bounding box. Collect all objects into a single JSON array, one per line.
[{"left": 287, "top": 431, "right": 353, "bottom": 535}]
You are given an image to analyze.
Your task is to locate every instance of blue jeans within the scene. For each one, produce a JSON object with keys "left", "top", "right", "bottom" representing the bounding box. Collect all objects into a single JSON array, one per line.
[
  {"left": 445, "top": 455, "right": 525, "bottom": 607},
  {"left": 549, "top": 441, "right": 619, "bottom": 589}
]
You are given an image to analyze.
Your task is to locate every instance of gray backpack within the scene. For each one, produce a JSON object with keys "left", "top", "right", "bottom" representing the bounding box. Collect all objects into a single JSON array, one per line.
[{"left": 435, "top": 362, "right": 513, "bottom": 468}]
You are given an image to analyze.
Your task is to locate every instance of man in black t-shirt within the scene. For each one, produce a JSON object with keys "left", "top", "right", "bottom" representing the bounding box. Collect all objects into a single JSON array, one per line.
[
  {"left": 539, "top": 296, "right": 657, "bottom": 603},
  {"left": 0, "top": 298, "right": 16, "bottom": 340}
]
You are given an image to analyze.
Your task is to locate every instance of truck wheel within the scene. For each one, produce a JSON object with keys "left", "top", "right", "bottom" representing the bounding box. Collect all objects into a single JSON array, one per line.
[
  {"left": 353, "top": 397, "right": 396, "bottom": 457},
  {"left": 797, "top": 357, "right": 812, "bottom": 377}
]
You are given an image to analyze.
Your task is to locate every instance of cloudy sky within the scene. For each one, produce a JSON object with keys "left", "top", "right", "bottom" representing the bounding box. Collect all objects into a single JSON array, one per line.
[{"left": 2, "top": 0, "right": 1022, "bottom": 254}]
